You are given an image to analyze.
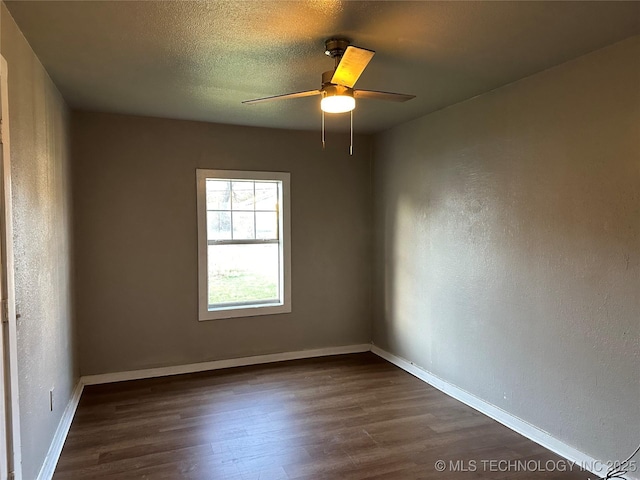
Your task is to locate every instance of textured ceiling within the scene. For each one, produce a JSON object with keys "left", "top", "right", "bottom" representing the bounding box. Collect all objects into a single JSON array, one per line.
[{"left": 5, "top": 1, "right": 640, "bottom": 133}]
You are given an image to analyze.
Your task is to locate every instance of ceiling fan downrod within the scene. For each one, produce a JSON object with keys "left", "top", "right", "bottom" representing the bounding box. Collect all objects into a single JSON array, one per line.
[{"left": 324, "top": 38, "right": 350, "bottom": 68}]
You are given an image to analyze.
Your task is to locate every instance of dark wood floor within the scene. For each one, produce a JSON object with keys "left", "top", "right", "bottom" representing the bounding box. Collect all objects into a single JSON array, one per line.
[{"left": 54, "top": 353, "right": 590, "bottom": 479}]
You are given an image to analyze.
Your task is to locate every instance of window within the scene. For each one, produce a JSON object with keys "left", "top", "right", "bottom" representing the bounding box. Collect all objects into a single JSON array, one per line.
[{"left": 196, "top": 169, "right": 291, "bottom": 320}]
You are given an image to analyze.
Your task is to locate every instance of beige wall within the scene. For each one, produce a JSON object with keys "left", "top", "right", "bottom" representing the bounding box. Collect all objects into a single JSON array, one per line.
[
  {"left": 1, "top": 4, "right": 76, "bottom": 480},
  {"left": 372, "top": 36, "right": 639, "bottom": 462},
  {"left": 72, "top": 112, "right": 372, "bottom": 375}
]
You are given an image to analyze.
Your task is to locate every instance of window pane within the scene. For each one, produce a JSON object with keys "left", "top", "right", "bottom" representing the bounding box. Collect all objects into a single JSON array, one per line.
[
  {"left": 232, "top": 181, "right": 254, "bottom": 210},
  {"left": 256, "top": 212, "right": 278, "bottom": 240},
  {"left": 206, "top": 180, "right": 231, "bottom": 210},
  {"left": 207, "top": 211, "right": 231, "bottom": 240},
  {"left": 255, "top": 182, "right": 278, "bottom": 211},
  {"left": 232, "top": 212, "right": 255, "bottom": 239},
  {"left": 208, "top": 244, "right": 280, "bottom": 306}
]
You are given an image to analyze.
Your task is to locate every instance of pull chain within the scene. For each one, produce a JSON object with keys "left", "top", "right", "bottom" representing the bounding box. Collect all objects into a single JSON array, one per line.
[
  {"left": 350, "top": 109, "right": 353, "bottom": 156},
  {"left": 322, "top": 109, "right": 325, "bottom": 150}
]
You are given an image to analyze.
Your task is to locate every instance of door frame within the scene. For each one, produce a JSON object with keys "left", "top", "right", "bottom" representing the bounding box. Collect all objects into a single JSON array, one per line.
[{"left": 0, "top": 53, "right": 23, "bottom": 480}]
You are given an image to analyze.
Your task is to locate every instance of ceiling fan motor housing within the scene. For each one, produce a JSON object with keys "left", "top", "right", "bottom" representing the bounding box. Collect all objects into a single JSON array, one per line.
[
  {"left": 321, "top": 70, "right": 354, "bottom": 97},
  {"left": 322, "top": 83, "right": 354, "bottom": 98},
  {"left": 322, "top": 70, "right": 336, "bottom": 86}
]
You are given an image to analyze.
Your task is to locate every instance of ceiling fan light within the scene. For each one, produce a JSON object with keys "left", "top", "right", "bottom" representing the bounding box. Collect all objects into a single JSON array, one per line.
[{"left": 321, "top": 94, "right": 355, "bottom": 113}]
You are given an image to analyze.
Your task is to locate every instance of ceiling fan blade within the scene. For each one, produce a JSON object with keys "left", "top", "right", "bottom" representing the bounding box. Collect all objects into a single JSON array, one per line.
[
  {"left": 331, "top": 46, "right": 375, "bottom": 88},
  {"left": 243, "top": 90, "right": 321, "bottom": 105},
  {"left": 354, "top": 89, "right": 416, "bottom": 102}
]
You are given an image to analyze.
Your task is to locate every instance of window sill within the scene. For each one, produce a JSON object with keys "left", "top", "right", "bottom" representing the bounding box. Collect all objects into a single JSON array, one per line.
[{"left": 198, "top": 303, "right": 291, "bottom": 321}]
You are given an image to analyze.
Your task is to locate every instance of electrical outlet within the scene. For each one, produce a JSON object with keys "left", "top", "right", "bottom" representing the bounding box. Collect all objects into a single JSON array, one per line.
[{"left": 49, "top": 388, "right": 54, "bottom": 412}]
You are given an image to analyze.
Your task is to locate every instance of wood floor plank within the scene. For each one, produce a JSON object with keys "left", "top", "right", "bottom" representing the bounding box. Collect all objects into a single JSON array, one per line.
[{"left": 54, "top": 353, "right": 591, "bottom": 479}]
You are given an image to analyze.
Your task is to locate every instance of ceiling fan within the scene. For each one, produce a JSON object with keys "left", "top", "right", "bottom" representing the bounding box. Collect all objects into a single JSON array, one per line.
[{"left": 243, "top": 38, "right": 415, "bottom": 154}]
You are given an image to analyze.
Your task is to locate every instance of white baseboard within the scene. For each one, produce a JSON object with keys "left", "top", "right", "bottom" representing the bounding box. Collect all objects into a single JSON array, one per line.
[
  {"left": 36, "top": 381, "right": 84, "bottom": 480},
  {"left": 81, "top": 344, "right": 372, "bottom": 385},
  {"left": 37, "top": 344, "right": 370, "bottom": 479},
  {"left": 370, "top": 345, "right": 636, "bottom": 480},
  {"left": 40, "top": 345, "right": 634, "bottom": 480}
]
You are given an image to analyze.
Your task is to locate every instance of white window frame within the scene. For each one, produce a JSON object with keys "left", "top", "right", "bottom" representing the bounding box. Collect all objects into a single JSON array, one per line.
[{"left": 196, "top": 169, "right": 291, "bottom": 321}]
